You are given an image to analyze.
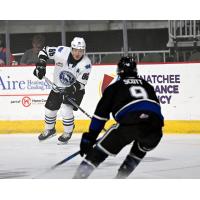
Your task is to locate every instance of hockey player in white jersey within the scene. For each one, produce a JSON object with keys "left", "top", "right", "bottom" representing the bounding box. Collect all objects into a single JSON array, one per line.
[{"left": 33, "top": 37, "right": 92, "bottom": 144}]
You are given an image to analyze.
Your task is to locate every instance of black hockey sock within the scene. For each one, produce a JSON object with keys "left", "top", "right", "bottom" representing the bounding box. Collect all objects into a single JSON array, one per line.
[
  {"left": 73, "top": 160, "right": 95, "bottom": 179},
  {"left": 115, "top": 153, "right": 143, "bottom": 179}
]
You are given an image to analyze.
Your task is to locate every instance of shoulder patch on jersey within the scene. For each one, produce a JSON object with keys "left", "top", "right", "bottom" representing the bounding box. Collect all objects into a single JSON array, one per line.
[
  {"left": 85, "top": 64, "right": 91, "bottom": 69},
  {"left": 58, "top": 47, "right": 64, "bottom": 53}
]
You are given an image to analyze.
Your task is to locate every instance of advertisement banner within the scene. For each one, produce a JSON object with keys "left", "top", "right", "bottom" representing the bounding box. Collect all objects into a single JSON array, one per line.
[{"left": 0, "top": 63, "right": 200, "bottom": 121}]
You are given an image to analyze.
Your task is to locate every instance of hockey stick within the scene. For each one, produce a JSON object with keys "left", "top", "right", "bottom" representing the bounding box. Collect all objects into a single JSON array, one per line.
[
  {"left": 43, "top": 76, "right": 107, "bottom": 131},
  {"left": 47, "top": 136, "right": 102, "bottom": 172},
  {"left": 43, "top": 76, "right": 93, "bottom": 119},
  {"left": 32, "top": 150, "right": 80, "bottom": 178},
  {"left": 33, "top": 135, "right": 104, "bottom": 178},
  {"left": 33, "top": 76, "right": 107, "bottom": 178}
]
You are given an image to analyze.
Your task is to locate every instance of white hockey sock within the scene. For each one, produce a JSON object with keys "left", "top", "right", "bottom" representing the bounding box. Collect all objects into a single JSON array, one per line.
[
  {"left": 61, "top": 104, "right": 74, "bottom": 133},
  {"left": 44, "top": 108, "right": 58, "bottom": 130},
  {"left": 63, "top": 117, "right": 74, "bottom": 133}
]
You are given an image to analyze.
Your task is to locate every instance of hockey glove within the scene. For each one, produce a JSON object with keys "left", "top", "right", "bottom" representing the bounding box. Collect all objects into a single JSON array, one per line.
[
  {"left": 64, "top": 84, "right": 76, "bottom": 97},
  {"left": 80, "top": 131, "right": 99, "bottom": 157},
  {"left": 33, "top": 61, "right": 46, "bottom": 80},
  {"left": 64, "top": 81, "right": 82, "bottom": 97}
]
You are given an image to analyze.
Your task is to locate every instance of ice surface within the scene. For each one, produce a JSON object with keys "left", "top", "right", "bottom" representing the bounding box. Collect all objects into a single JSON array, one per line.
[{"left": 0, "top": 134, "right": 200, "bottom": 179}]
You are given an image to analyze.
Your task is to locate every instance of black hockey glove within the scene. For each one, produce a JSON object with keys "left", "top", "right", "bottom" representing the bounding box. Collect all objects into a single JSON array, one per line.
[
  {"left": 33, "top": 61, "right": 46, "bottom": 80},
  {"left": 64, "top": 82, "right": 81, "bottom": 97},
  {"left": 64, "top": 84, "right": 76, "bottom": 97},
  {"left": 80, "top": 131, "right": 99, "bottom": 157}
]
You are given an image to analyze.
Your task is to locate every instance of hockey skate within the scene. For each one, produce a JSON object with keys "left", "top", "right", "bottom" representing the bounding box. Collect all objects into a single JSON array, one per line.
[
  {"left": 38, "top": 128, "right": 56, "bottom": 141},
  {"left": 57, "top": 132, "right": 72, "bottom": 145}
]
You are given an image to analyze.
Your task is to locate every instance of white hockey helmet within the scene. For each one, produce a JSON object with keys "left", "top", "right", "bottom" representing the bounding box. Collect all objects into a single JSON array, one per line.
[{"left": 71, "top": 37, "right": 86, "bottom": 50}]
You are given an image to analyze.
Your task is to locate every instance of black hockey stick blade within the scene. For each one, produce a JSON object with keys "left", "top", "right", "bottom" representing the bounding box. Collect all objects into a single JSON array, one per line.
[
  {"left": 50, "top": 150, "right": 80, "bottom": 170},
  {"left": 50, "top": 137, "right": 103, "bottom": 170},
  {"left": 32, "top": 150, "right": 80, "bottom": 178}
]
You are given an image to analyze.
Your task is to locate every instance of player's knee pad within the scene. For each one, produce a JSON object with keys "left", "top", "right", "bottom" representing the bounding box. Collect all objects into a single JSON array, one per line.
[
  {"left": 85, "top": 146, "right": 108, "bottom": 167},
  {"left": 137, "top": 141, "right": 158, "bottom": 153},
  {"left": 130, "top": 141, "right": 147, "bottom": 159}
]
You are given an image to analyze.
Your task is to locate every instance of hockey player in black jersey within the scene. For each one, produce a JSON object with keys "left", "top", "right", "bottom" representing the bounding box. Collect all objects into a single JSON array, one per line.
[{"left": 73, "top": 56, "right": 164, "bottom": 178}]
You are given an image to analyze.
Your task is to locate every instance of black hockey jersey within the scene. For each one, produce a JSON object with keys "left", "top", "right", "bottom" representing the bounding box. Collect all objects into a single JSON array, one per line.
[{"left": 89, "top": 76, "right": 164, "bottom": 133}]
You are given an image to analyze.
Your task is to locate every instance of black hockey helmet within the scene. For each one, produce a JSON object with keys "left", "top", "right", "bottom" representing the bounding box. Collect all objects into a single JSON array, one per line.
[{"left": 117, "top": 56, "right": 137, "bottom": 77}]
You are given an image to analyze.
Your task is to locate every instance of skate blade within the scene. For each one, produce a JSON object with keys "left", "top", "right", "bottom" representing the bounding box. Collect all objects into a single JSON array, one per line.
[
  {"left": 57, "top": 141, "right": 69, "bottom": 145},
  {"left": 38, "top": 134, "right": 56, "bottom": 142}
]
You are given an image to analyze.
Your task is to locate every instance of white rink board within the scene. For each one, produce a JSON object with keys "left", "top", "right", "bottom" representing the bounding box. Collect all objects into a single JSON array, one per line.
[{"left": 0, "top": 63, "right": 200, "bottom": 120}]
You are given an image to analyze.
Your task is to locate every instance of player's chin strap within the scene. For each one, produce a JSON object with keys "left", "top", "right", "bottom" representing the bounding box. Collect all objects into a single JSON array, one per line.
[{"left": 43, "top": 76, "right": 92, "bottom": 119}]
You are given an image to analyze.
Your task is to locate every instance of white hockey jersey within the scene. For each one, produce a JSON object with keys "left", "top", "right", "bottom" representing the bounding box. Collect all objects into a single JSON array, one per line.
[{"left": 38, "top": 46, "right": 92, "bottom": 90}]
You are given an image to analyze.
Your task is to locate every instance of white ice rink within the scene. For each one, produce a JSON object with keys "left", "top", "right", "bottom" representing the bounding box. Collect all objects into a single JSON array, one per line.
[{"left": 0, "top": 133, "right": 200, "bottom": 179}]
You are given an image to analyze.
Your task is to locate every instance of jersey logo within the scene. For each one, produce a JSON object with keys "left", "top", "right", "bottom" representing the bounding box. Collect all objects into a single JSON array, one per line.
[{"left": 59, "top": 71, "right": 76, "bottom": 86}]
